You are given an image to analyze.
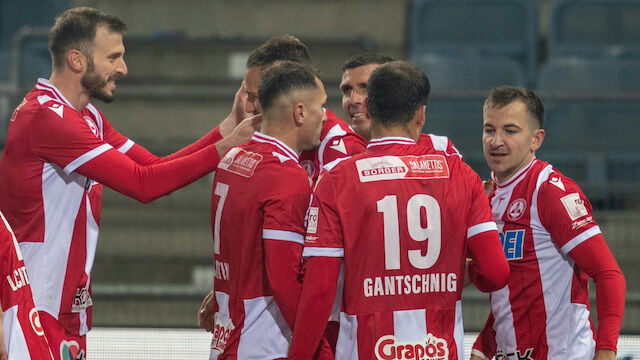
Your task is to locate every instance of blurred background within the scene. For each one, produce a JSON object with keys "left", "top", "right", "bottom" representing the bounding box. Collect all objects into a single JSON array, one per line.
[{"left": 1, "top": 0, "right": 639, "bottom": 358}]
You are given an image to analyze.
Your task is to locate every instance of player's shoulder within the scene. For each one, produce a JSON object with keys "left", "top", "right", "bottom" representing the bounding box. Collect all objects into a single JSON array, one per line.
[
  {"left": 418, "top": 133, "right": 463, "bottom": 159},
  {"left": 322, "top": 108, "right": 359, "bottom": 137},
  {"left": 536, "top": 161, "right": 584, "bottom": 199}
]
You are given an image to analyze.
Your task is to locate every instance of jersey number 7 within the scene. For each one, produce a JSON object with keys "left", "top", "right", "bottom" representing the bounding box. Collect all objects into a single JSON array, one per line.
[{"left": 377, "top": 194, "right": 441, "bottom": 270}]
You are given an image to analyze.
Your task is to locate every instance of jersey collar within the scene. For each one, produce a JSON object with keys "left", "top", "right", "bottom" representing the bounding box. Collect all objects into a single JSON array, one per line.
[
  {"left": 493, "top": 157, "right": 537, "bottom": 188},
  {"left": 367, "top": 136, "right": 416, "bottom": 148},
  {"left": 252, "top": 132, "right": 299, "bottom": 162},
  {"left": 35, "top": 78, "right": 77, "bottom": 110}
]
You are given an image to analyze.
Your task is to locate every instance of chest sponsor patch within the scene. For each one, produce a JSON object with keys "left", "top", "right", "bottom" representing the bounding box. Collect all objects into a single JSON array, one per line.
[
  {"left": 218, "top": 147, "right": 263, "bottom": 178},
  {"left": 561, "top": 193, "right": 588, "bottom": 221},
  {"left": 356, "top": 155, "right": 449, "bottom": 183},
  {"left": 375, "top": 334, "right": 449, "bottom": 360}
]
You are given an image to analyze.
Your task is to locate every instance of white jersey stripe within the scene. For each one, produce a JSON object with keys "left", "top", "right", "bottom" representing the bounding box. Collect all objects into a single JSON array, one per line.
[
  {"left": 36, "top": 78, "right": 75, "bottom": 109},
  {"left": 252, "top": 132, "right": 298, "bottom": 162},
  {"left": 560, "top": 226, "right": 602, "bottom": 255},
  {"left": 467, "top": 221, "right": 498, "bottom": 238},
  {"left": 335, "top": 313, "right": 359, "bottom": 360},
  {"left": 491, "top": 286, "right": 519, "bottom": 355},
  {"left": 117, "top": 139, "right": 135, "bottom": 153},
  {"left": 63, "top": 143, "right": 113, "bottom": 175},
  {"left": 302, "top": 247, "right": 344, "bottom": 258},
  {"left": 2, "top": 305, "right": 32, "bottom": 360},
  {"left": 393, "top": 309, "right": 426, "bottom": 342},
  {"left": 454, "top": 300, "right": 464, "bottom": 359},
  {"left": 237, "top": 296, "right": 289, "bottom": 359},
  {"left": 262, "top": 229, "right": 304, "bottom": 244},
  {"left": 367, "top": 137, "right": 416, "bottom": 148}
]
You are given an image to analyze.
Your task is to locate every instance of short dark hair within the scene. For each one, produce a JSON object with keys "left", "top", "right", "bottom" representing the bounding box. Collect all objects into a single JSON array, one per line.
[
  {"left": 246, "top": 35, "right": 312, "bottom": 69},
  {"left": 49, "top": 7, "right": 126, "bottom": 71},
  {"left": 342, "top": 53, "right": 393, "bottom": 72},
  {"left": 367, "top": 61, "right": 430, "bottom": 126},
  {"left": 258, "top": 61, "right": 319, "bottom": 111},
  {"left": 485, "top": 86, "right": 545, "bottom": 129}
]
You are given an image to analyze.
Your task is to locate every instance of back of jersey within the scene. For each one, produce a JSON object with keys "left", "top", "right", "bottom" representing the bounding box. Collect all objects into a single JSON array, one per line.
[{"left": 305, "top": 138, "right": 495, "bottom": 360}]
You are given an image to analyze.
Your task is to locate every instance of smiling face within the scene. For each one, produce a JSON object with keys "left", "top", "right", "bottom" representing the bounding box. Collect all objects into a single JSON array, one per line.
[
  {"left": 81, "top": 25, "right": 127, "bottom": 103},
  {"left": 340, "top": 63, "right": 380, "bottom": 141},
  {"left": 482, "top": 100, "right": 545, "bottom": 183}
]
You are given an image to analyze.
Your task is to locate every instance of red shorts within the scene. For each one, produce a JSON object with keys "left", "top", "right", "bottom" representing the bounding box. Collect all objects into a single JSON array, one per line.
[{"left": 39, "top": 312, "right": 86, "bottom": 360}]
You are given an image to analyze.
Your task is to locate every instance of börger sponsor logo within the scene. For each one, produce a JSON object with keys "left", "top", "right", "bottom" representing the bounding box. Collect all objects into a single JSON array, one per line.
[
  {"left": 357, "top": 155, "right": 449, "bottom": 183},
  {"left": 375, "top": 334, "right": 448, "bottom": 360},
  {"left": 362, "top": 165, "right": 406, "bottom": 177}
]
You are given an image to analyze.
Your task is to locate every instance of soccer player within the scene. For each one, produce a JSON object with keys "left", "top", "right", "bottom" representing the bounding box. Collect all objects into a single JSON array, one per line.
[
  {"left": 288, "top": 61, "right": 510, "bottom": 360},
  {"left": 229, "top": 34, "right": 366, "bottom": 183},
  {"left": 204, "top": 61, "right": 327, "bottom": 359},
  {"left": 1, "top": 211, "right": 54, "bottom": 360},
  {"left": 340, "top": 53, "right": 461, "bottom": 158},
  {"left": 470, "top": 86, "right": 626, "bottom": 360},
  {"left": 0, "top": 7, "right": 254, "bottom": 359}
]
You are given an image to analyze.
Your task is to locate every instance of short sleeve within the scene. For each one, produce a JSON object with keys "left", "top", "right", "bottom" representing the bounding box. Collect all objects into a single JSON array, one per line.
[
  {"left": 537, "top": 173, "right": 600, "bottom": 255},
  {"left": 303, "top": 172, "right": 344, "bottom": 258},
  {"left": 30, "top": 105, "right": 111, "bottom": 174},
  {"left": 262, "top": 167, "right": 310, "bottom": 246}
]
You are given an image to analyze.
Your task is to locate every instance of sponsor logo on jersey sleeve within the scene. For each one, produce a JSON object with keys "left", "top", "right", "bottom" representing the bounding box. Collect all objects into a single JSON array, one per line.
[
  {"left": 375, "top": 334, "right": 449, "bottom": 360},
  {"left": 356, "top": 155, "right": 449, "bottom": 183},
  {"left": 71, "top": 283, "right": 92, "bottom": 313},
  {"left": 561, "top": 193, "right": 588, "bottom": 221},
  {"left": 218, "top": 147, "right": 263, "bottom": 178},
  {"left": 549, "top": 175, "right": 566, "bottom": 191},
  {"left": 506, "top": 198, "right": 527, "bottom": 221},
  {"left": 48, "top": 103, "right": 64, "bottom": 118},
  {"left": 329, "top": 138, "right": 347, "bottom": 155},
  {"left": 307, "top": 207, "right": 319, "bottom": 234},
  {"left": 211, "top": 314, "right": 235, "bottom": 356}
]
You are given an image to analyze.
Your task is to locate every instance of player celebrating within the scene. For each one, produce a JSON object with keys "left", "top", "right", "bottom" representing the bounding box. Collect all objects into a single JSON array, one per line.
[
  {"left": 340, "top": 53, "right": 461, "bottom": 158},
  {"left": 0, "top": 7, "right": 254, "bottom": 359},
  {"left": 288, "top": 61, "right": 510, "bottom": 360},
  {"left": 470, "top": 86, "right": 626, "bottom": 360},
  {"left": 1, "top": 211, "right": 54, "bottom": 360},
  {"left": 205, "top": 61, "right": 327, "bottom": 359}
]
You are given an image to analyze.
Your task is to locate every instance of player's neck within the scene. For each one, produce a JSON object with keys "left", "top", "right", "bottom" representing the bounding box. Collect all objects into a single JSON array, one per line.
[
  {"left": 260, "top": 121, "right": 299, "bottom": 154},
  {"left": 371, "top": 124, "right": 419, "bottom": 142},
  {"left": 49, "top": 72, "right": 90, "bottom": 111}
]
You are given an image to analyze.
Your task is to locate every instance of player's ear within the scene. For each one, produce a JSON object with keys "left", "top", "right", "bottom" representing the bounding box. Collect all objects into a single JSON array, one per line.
[
  {"left": 67, "top": 49, "right": 86, "bottom": 73},
  {"left": 293, "top": 103, "right": 305, "bottom": 127},
  {"left": 415, "top": 105, "right": 426, "bottom": 129},
  {"left": 363, "top": 98, "right": 370, "bottom": 120},
  {"left": 531, "top": 128, "right": 545, "bottom": 152}
]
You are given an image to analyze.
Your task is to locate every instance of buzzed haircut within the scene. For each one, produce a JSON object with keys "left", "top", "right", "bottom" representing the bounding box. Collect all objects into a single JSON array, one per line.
[
  {"left": 258, "top": 61, "right": 320, "bottom": 111},
  {"left": 49, "top": 7, "right": 127, "bottom": 71},
  {"left": 342, "top": 53, "right": 393, "bottom": 72},
  {"left": 246, "top": 35, "right": 312, "bottom": 69},
  {"left": 485, "top": 86, "right": 545, "bottom": 129},
  {"left": 367, "top": 61, "right": 430, "bottom": 126}
]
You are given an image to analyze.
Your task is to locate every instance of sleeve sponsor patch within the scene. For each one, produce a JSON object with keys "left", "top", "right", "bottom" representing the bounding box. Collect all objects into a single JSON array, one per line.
[
  {"left": 218, "top": 147, "right": 263, "bottom": 177},
  {"left": 355, "top": 155, "right": 449, "bottom": 183},
  {"left": 307, "top": 207, "right": 319, "bottom": 234},
  {"left": 561, "top": 193, "right": 588, "bottom": 220}
]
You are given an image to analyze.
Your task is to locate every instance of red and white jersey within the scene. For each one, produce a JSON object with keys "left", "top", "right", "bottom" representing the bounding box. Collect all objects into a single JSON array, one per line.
[
  {"left": 299, "top": 108, "right": 366, "bottom": 182},
  {"left": 417, "top": 133, "right": 462, "bottom": 160},
  {"left": 0, "top": 79, "right": 131, "bottom": 336},
  {"left": 209, "top": 132, "right": 310, "bottom": 359},
  {"left": 484, "top": 159, "right": 600, "bottom": 359},
  {"left": 303, "top": 137, "right": 497, "bottom": 360},
  {"left": 1, "top": 211, "right": 54, "bottom": 359}
]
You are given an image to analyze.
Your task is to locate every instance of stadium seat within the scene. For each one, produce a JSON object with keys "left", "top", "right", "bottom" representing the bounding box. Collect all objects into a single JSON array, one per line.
[
  {"left": 538, "top": 57, "right": 640, "bottom": 93},
  {"left": 548, "top": 0, "right": 640, "bottom": 59},
  {"left": 407, "top": 0, "right": 538, "bottom": 86},
  {"left": 413, "top": 53, "right": 526, "bottom": 93}
]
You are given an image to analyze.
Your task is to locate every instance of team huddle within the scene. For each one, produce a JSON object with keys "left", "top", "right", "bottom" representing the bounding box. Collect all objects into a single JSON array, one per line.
[{"left": 0, "top": 7, "right": 626, "bottom": 360}]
